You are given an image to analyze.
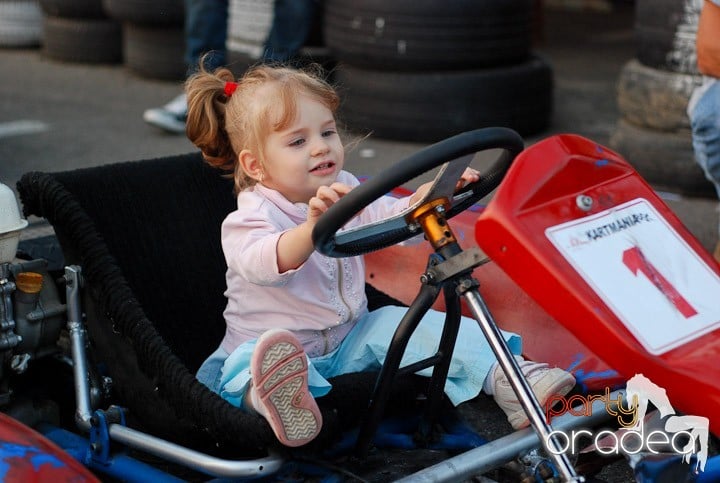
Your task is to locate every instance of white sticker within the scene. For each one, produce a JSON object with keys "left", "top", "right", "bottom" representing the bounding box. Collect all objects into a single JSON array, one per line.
[{"left": 545, "top": 198, "right": 720, "bottom": 354}]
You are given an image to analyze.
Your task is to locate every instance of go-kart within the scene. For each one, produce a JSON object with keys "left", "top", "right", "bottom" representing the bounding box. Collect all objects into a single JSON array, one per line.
[{"left": 1, "top": 127, "right": 719, "bottom": 481}]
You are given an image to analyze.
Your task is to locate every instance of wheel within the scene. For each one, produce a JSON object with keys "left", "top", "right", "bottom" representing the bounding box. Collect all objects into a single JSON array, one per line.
[
  {"left": 123, "top": 23, "right": 185, "bottom": 80},
  {"left": 609, "top": 119, "right": 715, "bottom": 197},
  {"left": 635, "top": 0, "right": 702, "bottom": 74},
  {"left": 0, "top": 0, "right": 42, "bottom": 48},
  {"left": 39, "top": 0, "right": 106, "bottom": 18},
  {"left": 227, "top": 0, "right": 273, "bottom": 59},
  {"left": 617, "top": 59, "right": 702, "bottom": 132},
  {"left": 102, "top": 0, "right": 183, "bottom": 26},
  {"left": 42, "top": 15, "right": 122, "bottom": 64},
  {"left": 324, "top": 0, "right": 533, "bottom": 70},
  {"left": 335, "top": 56, "right": 553, "bottom": 142},
  {"left": 312, "top": 127, "right": 524, "bottom": 258}
]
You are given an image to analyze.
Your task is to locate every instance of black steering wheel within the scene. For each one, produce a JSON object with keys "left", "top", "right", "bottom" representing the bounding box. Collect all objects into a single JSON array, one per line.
[{"left": 312, "top": 127, "right": 525, "bottom": 258}]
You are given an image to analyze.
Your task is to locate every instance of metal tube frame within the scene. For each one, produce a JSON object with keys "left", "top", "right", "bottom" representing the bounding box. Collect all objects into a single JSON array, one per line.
[
  {"left": 61, "top": 265, "right": 284, "bottom": 479},
  {"left": 353, "top": 235, "right": 585, "bottom": 480},
  {"left": 60, "top": 232, "right": 588, "bottom": 479},
  {"left": 397, "top": 390, "right": 621, "bottom": 482}
]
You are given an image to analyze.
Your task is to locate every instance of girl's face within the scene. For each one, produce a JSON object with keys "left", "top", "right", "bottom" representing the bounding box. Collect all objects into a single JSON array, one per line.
[{"left": 260, "top": 95, "right": 344, "bottom": 203}]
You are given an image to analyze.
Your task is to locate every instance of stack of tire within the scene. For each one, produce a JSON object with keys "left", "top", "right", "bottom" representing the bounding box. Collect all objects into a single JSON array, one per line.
[
  {"left": 0, "top": 0, "right": 42, "bottom": 48},
  {"left": 609, "top": 0, "right": 714, "bottom": 196},
  {"left": 323, "top": 0, "right": 552, "bottom": 143},
  {"left": 39, "top": 0, "right": 121, "bottom": 64},
  {"left": 226, "top": 0, "right": 274, "bottom": 68},
  {"left": 102, "top": 0, "right": 185, "bottom": 80}
]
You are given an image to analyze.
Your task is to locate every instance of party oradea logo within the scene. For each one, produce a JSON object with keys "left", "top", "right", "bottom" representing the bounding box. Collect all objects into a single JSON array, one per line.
[{"left": 544, "top": 373, "right": 709, "bottom": 473}]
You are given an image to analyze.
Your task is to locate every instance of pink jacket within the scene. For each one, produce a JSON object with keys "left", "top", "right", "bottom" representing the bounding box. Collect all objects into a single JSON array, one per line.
[{"left": 219, "top": 170, "right": 412, "bottom": 357}]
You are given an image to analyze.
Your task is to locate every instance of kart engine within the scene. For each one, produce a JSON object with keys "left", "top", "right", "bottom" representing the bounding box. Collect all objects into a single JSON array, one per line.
[{"left": 0, "top": 182, "right": 80, "bottom": 425}]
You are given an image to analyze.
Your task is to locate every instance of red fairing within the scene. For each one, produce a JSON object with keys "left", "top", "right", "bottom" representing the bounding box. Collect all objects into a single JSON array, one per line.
[
  {"left": 0, "top": 412, "right": 98, "bottom": 482},
  {"left": 474, "top": 134, "right": 720, "bottom": 434},
  {"left": 364, "top": 160, "right": 623, "bottom": 392}
]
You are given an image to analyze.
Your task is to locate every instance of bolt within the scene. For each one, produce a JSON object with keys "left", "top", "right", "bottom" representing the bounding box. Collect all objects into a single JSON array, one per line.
[
  {"left": 420, "top": 272, "right": 435, "bottom": 284},
  {"left": 576, "top": 194, "right": 593, "bottom": 211}
]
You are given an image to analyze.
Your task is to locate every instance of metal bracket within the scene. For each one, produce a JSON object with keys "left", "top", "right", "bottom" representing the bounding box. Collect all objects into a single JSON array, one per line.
[
  {"left": 420, "top": 247, "right": 489, "bottom": 285},
  {"left": 89, "top": 407, "right": 126, "bottom": 464}
]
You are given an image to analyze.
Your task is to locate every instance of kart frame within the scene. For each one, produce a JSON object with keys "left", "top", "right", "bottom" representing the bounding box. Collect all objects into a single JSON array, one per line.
[{"left": 14, "top": 128, "right": 719, "bottom": 482}]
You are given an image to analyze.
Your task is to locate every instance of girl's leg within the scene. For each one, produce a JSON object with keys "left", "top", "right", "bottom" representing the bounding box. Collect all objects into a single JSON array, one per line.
[
  {"left": 485, "top": 356, "right": 576, "bottom": 430},
  {"left": 244, "top": 329, "right": 322, "bottom": 447},
  {"left": 196, "top": 345, "right": 229, "bottom": 393},
  {"left": 315, "top": 306, "right": 574, "bottom": 429},
  {"left": 317, "top": 306, "right": 522, "bottom": 404}
]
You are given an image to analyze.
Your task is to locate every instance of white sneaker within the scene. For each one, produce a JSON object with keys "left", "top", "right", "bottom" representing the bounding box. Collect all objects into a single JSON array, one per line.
[
  {"left": 491, "top": 356, "right": 576, "bottom": 430},
  {"left": 143, "top": 93, "right": 187, "bottom": 134}
]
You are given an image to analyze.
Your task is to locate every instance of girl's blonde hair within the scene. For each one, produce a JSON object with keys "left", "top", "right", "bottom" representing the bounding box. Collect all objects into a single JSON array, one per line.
[{"left": 185, "top": 61, "right": 340, "bottom": 193}]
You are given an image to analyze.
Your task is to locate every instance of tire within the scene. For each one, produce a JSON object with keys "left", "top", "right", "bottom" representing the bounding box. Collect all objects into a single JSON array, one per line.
[
  {"left": 123, "top": 22, "right": 185, "bottom": 80},
  {"left": 324, "top": 0, "right": 533, "bottom": 71},
  {"left": 228, "top": 0, "right": 273, "bottom": 51},
  {"left": 609, "top": 119, "right": 715, "bottom": 197},
  {"left": 335, "top": 55, "right": 553, "bottom": 143},
  {"left": 635, "top": 0, "right": 701, "bottom": 73},
  {"left": 102, "top": 0, "right": 183, "bottom": 26},
  {"left": 38, "top": 0, "right": 105, "bottom": 18},
  {"left": 42, "top": 15, "right": 122, "bottom": 64},
  {"left": 617, "top": 59, "right": 702, "bottom": 132},
  {"left": 0, "top": 0, "right": 42, "bottom": 47}
]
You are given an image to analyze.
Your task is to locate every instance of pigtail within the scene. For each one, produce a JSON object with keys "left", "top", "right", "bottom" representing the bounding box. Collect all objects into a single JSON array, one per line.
[
  {"left": 185, "top": 62, "right": 237, "bottom": 172},
  {"left": 186, "top": 61, "right": 344, "bottom": 195}
]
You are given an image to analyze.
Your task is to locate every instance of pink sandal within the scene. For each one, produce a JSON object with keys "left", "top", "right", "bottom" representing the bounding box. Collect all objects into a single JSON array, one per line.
[{"left": 250, "top": 329, "right": 322, "bottom": 447}]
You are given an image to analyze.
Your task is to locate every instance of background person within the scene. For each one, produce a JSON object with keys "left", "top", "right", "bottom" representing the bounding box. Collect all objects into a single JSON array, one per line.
[
  {"left": 144, "top": 0, "right": 318, "bottom": 134},
  {"left": 688, "top": 0, "right": 720, "bottom": 263}
]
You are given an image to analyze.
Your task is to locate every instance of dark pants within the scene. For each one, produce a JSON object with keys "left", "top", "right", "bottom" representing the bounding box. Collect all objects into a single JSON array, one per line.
[
  {"left": 184, "top": 0, "right": 318, "bottom": 75},
  {"left": 184, "top": 0, "right": 228, "bottom": 74},
  {"left": 262, "top": 0, "right": 318, "bottom": 63}
]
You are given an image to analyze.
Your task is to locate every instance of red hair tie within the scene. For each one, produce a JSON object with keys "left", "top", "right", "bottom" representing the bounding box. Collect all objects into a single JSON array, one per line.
[{"left": 224, "top": 81, "right": 238, "bottom": 97}]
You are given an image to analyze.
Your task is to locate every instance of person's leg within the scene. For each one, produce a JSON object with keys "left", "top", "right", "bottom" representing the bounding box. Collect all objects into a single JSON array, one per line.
[
  {"left": 315, "top": 306, "right": 522, "bottom": 402},
  {"left": 196, "top": 345, "right": 229, "bottom": 393},
  {"left": 184, "top": 0, "right": 228, "bottom": 74},
  {"left": 689, "top": 81, "right": 720, "bottom": 260},
  {"left": 245, "top": 329, "right": 322, "bottom": 447},
  {"left": 262, "top": 0, "right": 317, "bottom": 63},
  {"left": 316, "top": 305, "right": 574, "bottom": 430},
  {"left": 144, "top": 0, "right": 228, "bottom": 133},
  {"left": 218, "top": 330, "right": 323, "bottom": 447},
  {"left": 485, "top": 356, "right": 575, "bottom": 430}
]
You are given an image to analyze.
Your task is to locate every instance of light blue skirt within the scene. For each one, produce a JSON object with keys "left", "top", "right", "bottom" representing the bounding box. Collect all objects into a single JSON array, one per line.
[{"left": 196, "top": 305, "right": 521, "bottom": 408}]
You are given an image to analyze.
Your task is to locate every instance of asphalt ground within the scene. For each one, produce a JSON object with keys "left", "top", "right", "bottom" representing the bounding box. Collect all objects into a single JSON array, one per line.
[{"left": 0, "top": 3, "right": 717, "bottom": 482}]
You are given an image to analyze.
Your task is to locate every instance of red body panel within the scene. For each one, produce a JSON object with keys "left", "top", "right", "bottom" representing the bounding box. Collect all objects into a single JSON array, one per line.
[
  {"left": 365, "top": 185, "right": 623, "bottom": 392},
  {"left": 0, "top": 412, "right": 98, "bottom": 481},
  {"left": 474, "top": 134, "right": 720, "bottom": 434}
]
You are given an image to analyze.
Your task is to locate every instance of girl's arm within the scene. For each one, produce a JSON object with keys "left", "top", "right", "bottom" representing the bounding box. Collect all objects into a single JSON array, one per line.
[
  {"left": 275, "top": 168, "right": 480, "bottom": 272},
  {"left": 276, "top": 183, "right": 353, "bottom": 272}
]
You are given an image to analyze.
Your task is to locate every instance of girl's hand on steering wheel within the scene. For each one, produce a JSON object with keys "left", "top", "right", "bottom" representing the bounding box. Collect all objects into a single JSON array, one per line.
[
  {"left": 308, "top": 183, "right": 354, "bottom": 224},
  {"left": 410, "top": 167, "right": 481, "bottom": 205},
  {"left": 457, "top": 167, "right": 481, "bottom": 189}
]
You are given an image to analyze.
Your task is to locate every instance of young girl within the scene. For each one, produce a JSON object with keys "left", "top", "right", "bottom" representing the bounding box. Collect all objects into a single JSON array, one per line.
[{"left": 186, "top": 63, "right": 576, "bottom": 447}]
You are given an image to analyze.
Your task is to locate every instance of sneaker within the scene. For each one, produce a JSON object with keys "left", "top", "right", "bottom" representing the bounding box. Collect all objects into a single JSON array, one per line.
[
  {"left": 250, "top": 329, "right": 322, "bottom": 447},
  {"left": 142, "top": 93, "right": 187, "bottom": 134},
  {"left": 491, "top": 356, "right": 576, "bottom": 430}
]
